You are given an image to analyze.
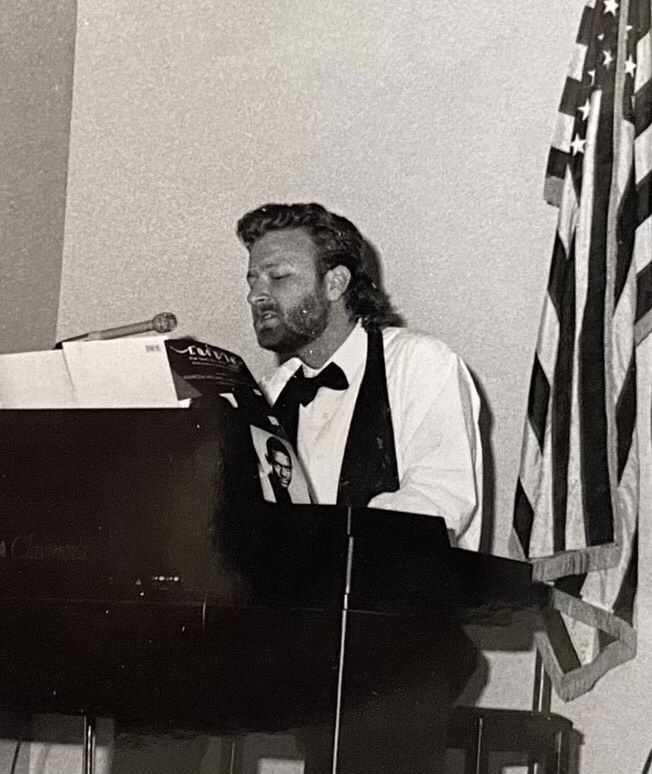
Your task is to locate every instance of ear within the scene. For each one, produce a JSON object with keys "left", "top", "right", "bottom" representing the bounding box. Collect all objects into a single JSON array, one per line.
[{"left": 324, "top": 265, "right": 351, "bottom": 302}]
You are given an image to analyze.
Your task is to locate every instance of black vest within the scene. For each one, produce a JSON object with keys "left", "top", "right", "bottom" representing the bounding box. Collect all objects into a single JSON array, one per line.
[
  {"left": 273, "top": 328, "right": 400, "bottom": 506},
  {"left": 336, "top": 327, "right": 399, "bottom": 506}
]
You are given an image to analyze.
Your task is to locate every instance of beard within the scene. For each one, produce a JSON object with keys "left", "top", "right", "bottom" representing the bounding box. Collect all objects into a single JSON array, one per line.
[{"left": 253, "top": 287, "right": 330, "bottom": 354}]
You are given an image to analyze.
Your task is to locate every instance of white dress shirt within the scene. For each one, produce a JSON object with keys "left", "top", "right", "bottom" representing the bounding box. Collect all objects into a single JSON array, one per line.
[{"left": 260, "top": 322, "right": 482, "bottom": 550}]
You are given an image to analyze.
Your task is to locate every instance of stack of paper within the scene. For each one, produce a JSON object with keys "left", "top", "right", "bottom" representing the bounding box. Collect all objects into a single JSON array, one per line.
[{"left": 0, "top": 337, "right": 184, "bottom": 409}]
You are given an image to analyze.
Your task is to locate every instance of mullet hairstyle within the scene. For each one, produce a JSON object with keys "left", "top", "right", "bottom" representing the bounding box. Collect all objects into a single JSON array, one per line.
[{"left": 237, "top": 202, "right": 404, "bottom": 330}]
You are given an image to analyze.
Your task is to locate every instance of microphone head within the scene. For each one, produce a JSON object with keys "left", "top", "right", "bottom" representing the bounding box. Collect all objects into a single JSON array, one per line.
[{"left": 152, "top": 312, "right": 178, "bottom": 333}]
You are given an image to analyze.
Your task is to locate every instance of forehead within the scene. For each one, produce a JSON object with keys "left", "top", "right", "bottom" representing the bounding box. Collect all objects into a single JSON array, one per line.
[
  {"left": 270, "top": 449, "right": 291, "bottom": 464},
  {"left": 248, "top": 228, "right": 319, "bottom": 269}
]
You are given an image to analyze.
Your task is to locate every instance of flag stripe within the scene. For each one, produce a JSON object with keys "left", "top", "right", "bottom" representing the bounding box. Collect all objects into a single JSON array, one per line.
[
  {"left": 547, "top": 147, "right": 571, "bottom": 182},
  {"left": 528, "top": 355, "right": 550, "bottom": 450},
  {"left": 555, "top": 573, "right": 589, "bottom": 596},
  {"left": 560, "top": 77, "right": 583, "bottom": 117},
  {"left": 552, "top": 111, "right": 576, "bottom": 153},
  {"left": 636, "top": 251, "right": 652, "bottom": 319},
  {"left": 551, "top": 236, "right": 576, "bottom": 553},
  {"left": 635, "top": 211, "right": 652, "bottom": 272},
  {"left": 634, "top": 219, "right": 652, "bottom": 345},
  {"left": 616, "top": 353, "right": 637, "bottom": 479},
  {"left": 636, "top": 79, "right": 652, "bottom": 133},
  {"left": 570, "top": 42, "right": 590, "bottom": 85},
  {"left": 579, "top": 87, "right": 615, "bottom": 546},
  {"left": 615, "top": 172, "right": 638, "bottom": 303},
  {"left": 637, "top": 168, "right": 652, "bottom": 222},
  {"left": 636, "top": 123, "right": 652, "bottom": 180},
  {"left": 537, "top": 298, "right": 562, "bottom": 381},
  {"left": 611, "top": 529, "right": 638, "bottom": 623},
  {"left": 514, "top": 479, "right": 535, "bottom": 554},
  {"left": 548, "top": 234, "right": 573, "bottom": 318},
  {"left": 578, "top": 5, "right": 597, "bottom": 48},
  {"left": 639, "top": 2, "right": 651, "bottom": 44}
]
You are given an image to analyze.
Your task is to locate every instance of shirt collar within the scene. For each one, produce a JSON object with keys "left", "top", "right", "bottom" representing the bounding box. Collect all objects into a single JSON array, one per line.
[
  {"left": 261, "top": 321, "right": 367, "bottom": 405},
  {"left": 303, "top": 320, "right": 367, "bottom": 385}
]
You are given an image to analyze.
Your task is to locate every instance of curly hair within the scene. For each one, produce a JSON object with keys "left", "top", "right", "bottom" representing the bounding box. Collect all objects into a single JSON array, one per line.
[
  {"left": 266, "top": 435, "right": 290, "bottom": 459},
  {"left": 237, "top": 202, "right": 404, "bottom": 330}
]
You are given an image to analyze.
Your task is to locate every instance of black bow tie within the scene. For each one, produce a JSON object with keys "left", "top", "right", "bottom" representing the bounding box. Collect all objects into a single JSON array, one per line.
[
  {"left": 273, "top": 363, "right": 349, "bottom": 445},
  {"left": 288, "top": 363, "right": 349, "bottom": 406}
]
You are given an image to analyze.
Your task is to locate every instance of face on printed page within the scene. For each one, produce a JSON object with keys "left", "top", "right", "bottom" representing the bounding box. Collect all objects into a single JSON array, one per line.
[{"left": 268, "top": 448, "right": 292, "bottom": 489}]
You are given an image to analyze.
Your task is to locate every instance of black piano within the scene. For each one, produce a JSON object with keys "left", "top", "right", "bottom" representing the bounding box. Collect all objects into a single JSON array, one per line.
[{"left": 0, "top": 397, "right": 549, "bottom": 773}]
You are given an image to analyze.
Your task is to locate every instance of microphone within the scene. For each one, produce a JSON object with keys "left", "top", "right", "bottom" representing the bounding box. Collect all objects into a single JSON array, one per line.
[{"left": 58, "top": 313, "right": 178, "bottom": 345}]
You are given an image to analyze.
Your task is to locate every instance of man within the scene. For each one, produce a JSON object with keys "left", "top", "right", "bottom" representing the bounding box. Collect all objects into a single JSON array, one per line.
[
  {"left": 265, "top": 435, "right": 293, "bottom": 504},
  {"left": 239, "top": 201, "right": 481, "bottom": 547},
  {"left": 237, "top": 202, "right": 482, "bottom": 774}
]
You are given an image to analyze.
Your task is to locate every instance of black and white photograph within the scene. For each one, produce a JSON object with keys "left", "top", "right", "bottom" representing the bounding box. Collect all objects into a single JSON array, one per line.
[
  {"left": 2, "top": 1, "right": 652, "bottom": 773},
  {"left": 250, "top": 426, "right": 311, "bottom": 506}
]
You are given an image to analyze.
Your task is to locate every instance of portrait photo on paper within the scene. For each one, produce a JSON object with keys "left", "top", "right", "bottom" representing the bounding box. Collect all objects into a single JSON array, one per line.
[{"left": 249, "top": 425, "right": 311, "bottom": 505}]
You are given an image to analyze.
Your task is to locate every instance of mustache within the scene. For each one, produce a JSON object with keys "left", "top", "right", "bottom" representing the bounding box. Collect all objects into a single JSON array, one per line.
[{"left": 252, "top": 302, "right": 280, "bottom": 319}]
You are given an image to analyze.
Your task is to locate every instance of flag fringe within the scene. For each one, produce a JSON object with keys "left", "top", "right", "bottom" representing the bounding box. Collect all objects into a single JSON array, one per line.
[
  {"left": 535, "top": 589, "right": 637, "bottom": 701},
  {"left": 530, "top": 541, "right": 622, "bottom": 582}
]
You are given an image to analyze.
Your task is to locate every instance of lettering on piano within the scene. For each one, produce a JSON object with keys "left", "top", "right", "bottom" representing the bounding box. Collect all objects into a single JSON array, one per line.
[{"left": 4, "top": 534, "right": 87, "bottom": 562}]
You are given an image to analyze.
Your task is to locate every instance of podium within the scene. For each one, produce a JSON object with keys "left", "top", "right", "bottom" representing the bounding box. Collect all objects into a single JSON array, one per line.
[{"left": 0, "top": 404, "right": 550, "bottom": 773}]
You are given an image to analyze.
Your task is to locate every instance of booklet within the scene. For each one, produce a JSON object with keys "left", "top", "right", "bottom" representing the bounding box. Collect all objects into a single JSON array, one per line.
[{"left": 165, "top": 337, "right": 312, "bottom": 505}]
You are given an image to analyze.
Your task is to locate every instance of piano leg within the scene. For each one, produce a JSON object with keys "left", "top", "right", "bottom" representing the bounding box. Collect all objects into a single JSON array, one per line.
[
  {"left": 83, "top": 715, "right": 96, "bottom": 774},
  {"left": 332, "top": 613, "right": 476, "bottom": 774},
  {"left": 295, "top": 722, "right": 334, "bottom": 774},
  {"left": 294, "top": 687, "right": 451, "bottom": 774},
  {"left": 337, "top": 682, "right": 450, "bottom": 774}
]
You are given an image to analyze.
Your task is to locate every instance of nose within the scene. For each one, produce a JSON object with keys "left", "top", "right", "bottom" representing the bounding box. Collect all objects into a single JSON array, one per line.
[{"left": 247, "top": 276, "right": 270, "bottom": 306}]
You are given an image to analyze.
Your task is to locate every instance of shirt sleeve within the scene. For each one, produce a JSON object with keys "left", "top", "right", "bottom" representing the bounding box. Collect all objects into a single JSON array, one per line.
[{"left": 368, "top": 336, "right": 482, "bottom": 551}]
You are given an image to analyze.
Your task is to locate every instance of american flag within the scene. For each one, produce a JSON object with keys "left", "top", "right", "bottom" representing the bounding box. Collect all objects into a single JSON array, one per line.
[{"left": 513, "top": 0, "right": 652, "bottom": 701}]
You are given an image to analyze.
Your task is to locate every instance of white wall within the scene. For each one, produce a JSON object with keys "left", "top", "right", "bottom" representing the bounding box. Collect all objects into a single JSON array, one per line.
[
  {"left": 0, "top": 0, "right": 76, "bottom": 353},
  {"left": 58, "top": 0, "right": 582, "bottom": 548},
  {"left": 56, "top": 1, "right": 652, "bottom": 772}
]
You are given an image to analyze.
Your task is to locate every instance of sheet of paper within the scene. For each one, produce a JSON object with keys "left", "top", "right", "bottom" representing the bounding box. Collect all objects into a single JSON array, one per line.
[
  {"left": 0, "top": 350, "right": 77, "bottom": 408},
  {"left": 62, "top": 336, "right": 182, "bottom": 408}
]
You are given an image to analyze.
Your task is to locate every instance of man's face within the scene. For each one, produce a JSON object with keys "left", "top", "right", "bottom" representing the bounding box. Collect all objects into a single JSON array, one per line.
[
  {"left": 246, "top": 228, "right": 330, "bottom": 354},
  {"left": 268, "top": 449, "right": 292, "bottom": 488}
]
